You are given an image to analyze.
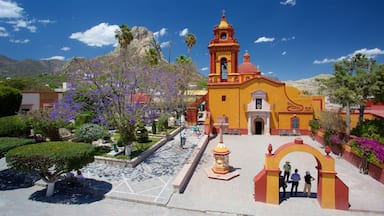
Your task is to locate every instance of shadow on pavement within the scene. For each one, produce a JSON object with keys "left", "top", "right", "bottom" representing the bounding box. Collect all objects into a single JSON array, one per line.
[
  {"left": 29, "top": 178, "right": 112, "bottom": 205},
  {"left": 279, "top": 192, "right": 318, "bottom": 203},
  {"left": 0, "top": 168, "right": 40, "bottom": 190}
]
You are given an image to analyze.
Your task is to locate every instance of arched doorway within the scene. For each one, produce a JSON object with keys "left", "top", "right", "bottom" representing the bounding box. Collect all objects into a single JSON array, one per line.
[
  {"left": 253, "top": 138, "right": 349, "bottom": 210},
  {"left": 254, "top": 118, "right": 264, "bottom": 135}
]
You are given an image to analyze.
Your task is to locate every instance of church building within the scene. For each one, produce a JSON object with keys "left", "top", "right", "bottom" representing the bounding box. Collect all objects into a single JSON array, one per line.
[{"left": 202, "top": 13, "right": 324, "bottom": 135}]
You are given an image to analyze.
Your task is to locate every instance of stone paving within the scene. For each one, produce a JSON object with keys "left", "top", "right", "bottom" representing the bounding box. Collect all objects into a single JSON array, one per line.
[
  {"left": 81, "top": 126, "right": 203, "bottom": 204},
  {"left": 1, "top": 130, "right": 384, "bottom": 216}
]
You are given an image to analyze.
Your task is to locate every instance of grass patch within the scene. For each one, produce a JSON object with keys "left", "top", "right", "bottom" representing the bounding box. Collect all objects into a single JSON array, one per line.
[{"left": 0, "top": 137, "right": 35, "bottom": 157}]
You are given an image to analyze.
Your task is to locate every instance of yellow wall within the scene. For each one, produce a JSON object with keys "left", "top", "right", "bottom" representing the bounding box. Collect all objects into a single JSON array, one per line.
[{"left": 208, "top": 76, "right": 324, "bottom": 131}]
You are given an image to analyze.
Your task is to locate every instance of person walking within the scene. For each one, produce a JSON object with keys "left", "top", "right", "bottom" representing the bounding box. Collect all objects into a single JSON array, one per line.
[
  {"left": 283, "top": 161, "right": 291, "bottom": 182},
  {"left": 279, "top": 171, "right": 287, "bottom": 198},
  {"left": 303, "top": 171, "right": 315, "bottom": 197},
  {"left": 180, "top": 129, "right": 186, "bottom": 149},
  {"left": 290, "top": 169, "right": 301, "bottom": 196}
]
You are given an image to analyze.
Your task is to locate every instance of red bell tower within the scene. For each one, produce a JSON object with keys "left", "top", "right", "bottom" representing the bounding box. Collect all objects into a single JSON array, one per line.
[{"left": 208, "top": 11, "right": 240, "bottom": 83}]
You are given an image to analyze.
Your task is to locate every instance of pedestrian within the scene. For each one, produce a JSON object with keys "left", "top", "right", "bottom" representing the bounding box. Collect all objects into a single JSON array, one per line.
[
  {"left": 180, "top": 129, "right": 186, "bottom": 149},
  {"left": 283, "top": 161, "right": 291, "bottom": 182},
  {"left": 303, "top": 171, "right": 315, "bottom": 197},
  {"left": 290, "top": 169, "right": 301, "bottom": 196},
  {"left": 279, "top": 171, "right": 287, "bottom": 198}
]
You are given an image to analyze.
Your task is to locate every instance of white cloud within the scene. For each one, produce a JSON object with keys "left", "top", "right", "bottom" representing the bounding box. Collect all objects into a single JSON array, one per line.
[
  {"left": 201, "top": 67, "right": 209, "bottom": 71},
  {"left": 154, "top": 28, "right": 167, "bottom": 40},
  {"left": 61, "top": 46, "right": 70, "bottom": 51},
  {"left": 254, "top": 36, "right": 275, "bottom": 43},
  {"left": 281, "top": 36, "right": 295, "bottom": 41},
  {"left": 9, "top": 38, "right": 29, "bottom": 43},
  {"left": 282, "top": 51, "right": 287, "bottom": 55},
  {"left": 38, "top": 19, "right": 56, "bottom": 24},
  {"left": 70, "top": 23, "right": 119, "bottom": 47},
  {"left": 280, "top": 0, "right": 296, "bottom": 6},
  {"left": 41, "top": 56, "right": 65, "bottom": 61},
  {"left": 351, "top": 48, "right": 384, "bottom": 58},
  {"left": 160, "top": 41, "right": 171, "bottom": 48},
  {"left": 314, "top": 48, "right": 384, "bottom": 64},
  {"left": 0, "top": 0, "right": 23, "bottom": 18},
  {"left": 0, "top": 26, "right": 9, "bottom": 37},
  {"left": 179, "top": 28, "right": 188, "bottom": 37},
  {"left": 7, "top": 19, "right": 37, "bottom": 32}
]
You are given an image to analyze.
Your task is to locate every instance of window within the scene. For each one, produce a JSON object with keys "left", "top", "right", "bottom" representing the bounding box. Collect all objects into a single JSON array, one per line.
[
  {"left": 255, "top": 99, "right": 262, "bottom": 109},
  {"left": 222, "top": 95, "right": 226, "bottom": 101},
  {"left": 220, "top": 58, "right": 228, "bottom": 81},
  {"left": 220, "top": 32, "right": 227, "bottom": 40},
  {"left": 291, "top": 117, "right": 299, "bottom": 129}
]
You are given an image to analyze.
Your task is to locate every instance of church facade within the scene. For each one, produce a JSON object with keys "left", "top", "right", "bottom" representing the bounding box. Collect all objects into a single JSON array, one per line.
[{"left": 205, "top": 14, "right": 324, "bottom": 135}]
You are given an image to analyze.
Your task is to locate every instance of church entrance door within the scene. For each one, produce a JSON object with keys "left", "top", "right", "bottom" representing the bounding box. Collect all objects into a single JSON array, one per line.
[{"left": 254, "top": 118, "right": 263, "bottom": 135}]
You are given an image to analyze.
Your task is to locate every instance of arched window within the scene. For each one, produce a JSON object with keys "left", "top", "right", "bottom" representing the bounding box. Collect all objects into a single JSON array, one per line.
[
  {"left": 220, "top": 58, "right": 228, "bottom": 81},
  {"left": 291, "top": 117, "right": 299, "bottom": 129}
]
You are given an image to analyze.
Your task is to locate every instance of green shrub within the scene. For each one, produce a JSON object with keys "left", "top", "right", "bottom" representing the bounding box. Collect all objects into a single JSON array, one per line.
[
  {"left": 0, "top": 85, "right": 22, "bottom": 117},
  {"left": 351, "top": 119, "right": 384, "bottom": 143},
  {"left": 26, "top": 109, "right": 69, "bottom": 141},
  {"left": 75, "top": 112, "right": 94, "bottom": 128},
  {"left": 0, "top": 137, "right": 35, "bottom": 157},
  {"left": 0, "top": 115, "right": 30, "bottom": 137},
  {"left": 75, "top": 123, "right": 107, "bottom": 143},
  {"left": 6, "top": 141, "right": 94, "bottom": 178},
  {"left": 157, "top": 113, "right": 169, "bottom": 132},
  {"left": 136, "top": 123, "right": 149, "bottom": 143}
]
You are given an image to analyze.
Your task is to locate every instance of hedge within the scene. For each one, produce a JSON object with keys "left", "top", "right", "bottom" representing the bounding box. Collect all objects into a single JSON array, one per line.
[
  {"left": 6, "top": 142, "right": 95, "bottom": 176},
  {"left": 0, "top": 115, "right": 30, "bottom": 137},
  {"left": 0, "top": 137, "right": 35, "bottom": 157}
]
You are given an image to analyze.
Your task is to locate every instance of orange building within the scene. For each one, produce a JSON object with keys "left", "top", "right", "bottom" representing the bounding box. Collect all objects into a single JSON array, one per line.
[{"left": 203, "top": 14, "right": 324, "bottom": 135}]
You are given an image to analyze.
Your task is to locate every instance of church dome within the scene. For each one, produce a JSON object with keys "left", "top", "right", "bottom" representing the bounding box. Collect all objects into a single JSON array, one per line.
[{"left": 238, "top": 51, "right": 261, "bottom": 75}]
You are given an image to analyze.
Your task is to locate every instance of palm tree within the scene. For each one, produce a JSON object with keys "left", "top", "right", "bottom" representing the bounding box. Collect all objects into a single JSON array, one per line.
[
  {"left": 184, "top": 33, "right": 196, "bottom": 58},
  {"left": 145, "top": 48, "right": 159, "bottom": 66},
  {"left": 115, "top": 24, "right": 133, "bottom": 50}
]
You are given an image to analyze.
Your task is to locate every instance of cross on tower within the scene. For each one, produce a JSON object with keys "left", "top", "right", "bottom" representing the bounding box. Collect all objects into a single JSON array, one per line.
[{"left": 222, "top": 9, "right": 225, "bottom": 17}]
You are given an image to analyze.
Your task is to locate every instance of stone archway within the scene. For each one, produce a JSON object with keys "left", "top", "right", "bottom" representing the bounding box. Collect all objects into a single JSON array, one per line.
[{"left": 253, "top": 138, "right": 349, "bottom": 210}]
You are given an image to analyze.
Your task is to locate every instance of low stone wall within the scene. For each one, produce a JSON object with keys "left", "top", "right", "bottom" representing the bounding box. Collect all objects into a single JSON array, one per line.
[
  {"left": 172, "top": 135, "right": 209, "bottom": 193},
  {"left": 94, "top": 127, "right": 183, "bottom": 168}
]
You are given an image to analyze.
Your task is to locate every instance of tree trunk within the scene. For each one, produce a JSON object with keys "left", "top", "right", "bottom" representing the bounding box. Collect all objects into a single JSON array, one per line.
[
  {"left": 346, "top": 101, "right": 351, "bottom": 138},
  {"left": 358, "top": 104, "right": 365, "bottom": 126},
  {"left": 46, "top": 182, "right": 55, "bottom": 197},
  {"left": 125, "top": 144, "right": 131, "bottom": 156}
]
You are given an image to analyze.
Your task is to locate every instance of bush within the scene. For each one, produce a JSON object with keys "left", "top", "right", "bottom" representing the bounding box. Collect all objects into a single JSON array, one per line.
[
  {"left": 0, "top": 85, "right": 22, "bottom": 117},
  {"left": 136, "top": 123, "right": 149, "bottom": 143},
  {"left": 351, "top": 119, "right": 384, "bottom": 143},
  {"left": 75, "top": 123, "right": 107, "bottom": 143},
  {"left": 26, "top": 109, "right": 70, "bottom": 141},
  {"left": 157, "top": 113, "right": 169, "bottom": 132},
  {"left": 0, "top": 137, "right": 35, "bottom": 157},
  {"left": 6, "top": 141, "right": 94, "bottom": 179},
  {"left": 75, "top": 112, "right": 94, "bottom": 128},
  {"left": 0, "top": 115, "right": 30, "bottom": 137}
]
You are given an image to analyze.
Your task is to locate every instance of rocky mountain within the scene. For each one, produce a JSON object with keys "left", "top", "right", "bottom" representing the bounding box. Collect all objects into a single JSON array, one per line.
[
  {"left": 285, "top": 74, "right": 333, "bottom": 96},
  {"left": 0, "top": 55, "right": 66, "bottom": 77}
]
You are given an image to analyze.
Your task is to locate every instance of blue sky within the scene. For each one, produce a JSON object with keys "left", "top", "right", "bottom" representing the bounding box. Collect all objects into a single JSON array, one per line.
[{"left": 1, "top": 0, "right": 384, "bottom": 81}]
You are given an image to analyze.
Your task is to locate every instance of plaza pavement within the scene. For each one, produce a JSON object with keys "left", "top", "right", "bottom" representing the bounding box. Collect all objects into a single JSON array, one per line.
[{"left": 1, "top": 129, "right": 384, "bottom": 216}]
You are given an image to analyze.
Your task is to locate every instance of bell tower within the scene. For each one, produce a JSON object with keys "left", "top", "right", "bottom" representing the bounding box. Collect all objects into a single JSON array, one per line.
[{"left": 208, "top": 11, "right": 240, "bottom": 83}]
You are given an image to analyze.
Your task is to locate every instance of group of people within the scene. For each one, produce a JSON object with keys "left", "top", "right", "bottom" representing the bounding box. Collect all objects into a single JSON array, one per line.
[{"left": 279, "top": 161, "right": 315, "bottom": 198}]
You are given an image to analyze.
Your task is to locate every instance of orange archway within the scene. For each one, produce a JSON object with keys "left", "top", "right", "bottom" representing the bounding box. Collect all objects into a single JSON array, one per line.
[{"left": 254, "top": 138, "right": 349, "bottom": 210}]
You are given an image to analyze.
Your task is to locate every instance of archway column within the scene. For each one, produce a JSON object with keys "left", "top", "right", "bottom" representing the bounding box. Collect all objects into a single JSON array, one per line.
[{"left": 318, "top": 170, "right": 337, "bottom": 209}]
